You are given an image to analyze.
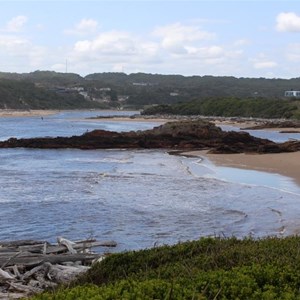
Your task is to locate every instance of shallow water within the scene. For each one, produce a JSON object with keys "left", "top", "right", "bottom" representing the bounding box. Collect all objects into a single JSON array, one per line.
[
  {"left": 0, "top": 111, "right": 299, "bottom": 252},
  {"left": 219, "top": 124, "right": 300, "bottom": 143}
]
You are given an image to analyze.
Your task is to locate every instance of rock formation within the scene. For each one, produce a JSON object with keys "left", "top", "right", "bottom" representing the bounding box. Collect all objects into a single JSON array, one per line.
[{"left": 0, "top": 120, "right": 299, "bottom": 154}]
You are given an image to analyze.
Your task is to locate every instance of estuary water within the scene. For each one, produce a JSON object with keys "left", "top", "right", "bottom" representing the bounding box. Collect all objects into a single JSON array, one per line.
[{"left": 0, "top": 111, "right": 300, "bottom": 252}]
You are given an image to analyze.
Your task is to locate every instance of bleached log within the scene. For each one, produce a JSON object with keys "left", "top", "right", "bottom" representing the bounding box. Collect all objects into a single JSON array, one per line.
[
  {"left": 35, "top": 274, "right": 58, "bottom": 288},
  {"left": 21, "top": 264, "right": 47, "bottom": 280},
  {"left": 43, "top": 242, "right": 47, "bottom": 255},
  {"left": 0, "top": 240, "right": 46, "bottom": 248},
  {"left": 18, "top": 244, "right": 49, "bottom": 253},
  {"left": 0, "top": 292, "right": 27, "bottom": 299},
  {"left": 9, "top": 282, "right": 43, "bottom": 294},
  {"left": 57, "top": 237, "right": 76, "bottom": 254},
  {"left": 0, "top": 240, "right": 117, "bottom": 255},
  {"left": 0, "top": 268, "right": 15, "bottom": 280},
  {"left": 1, "top": 251, "right": 23, "bottom": 269},
  {"left": 12, "top": 266, "right": 21, "bottom": 279},
  {"left": 45, "top": 240, "right": 117, "bottom": 254},
  {"left": 0, "top": 253, "right": 100, "bottom": 267},
  {"left": 47, "top": 263, "right": 89, "bottom": 283}
]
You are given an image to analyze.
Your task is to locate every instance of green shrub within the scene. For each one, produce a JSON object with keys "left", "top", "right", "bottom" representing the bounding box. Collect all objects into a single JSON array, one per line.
[{"left": 31, "top": 237, "right": 300, "bottom": 299}]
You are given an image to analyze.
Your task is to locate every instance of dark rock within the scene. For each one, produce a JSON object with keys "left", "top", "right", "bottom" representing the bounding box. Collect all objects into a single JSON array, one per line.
[{"left": 0, "top": 120, "right": 299, "bottom": 154}]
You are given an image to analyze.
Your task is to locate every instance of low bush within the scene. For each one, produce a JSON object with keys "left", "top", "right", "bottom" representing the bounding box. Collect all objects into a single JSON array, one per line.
[{"left": 32, "top": 236, "right": 300, "bottom": 299}]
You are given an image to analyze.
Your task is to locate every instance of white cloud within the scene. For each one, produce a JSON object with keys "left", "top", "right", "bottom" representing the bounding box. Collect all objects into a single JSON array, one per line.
[
  {"left": 74, "top": 31, "right": 136, "bottom": 57},
  {"left": 153, "top": 22, "right": 215, "bottom": 53},
  {"left": 251, "top": 54, "right": 278, "bottom": 69},
  {"left": 65, "top": 18, "right": 99, "bottom": 35},
  {"left": 77, "top": 19, "right": 98, "bottom": 32},
  {"left": 276, "top": 12, "right": 300, "bottom": 32},
  {"left": 0, "top": 34, "right": 51, "bottom": 71},
  {"left": 185, "top": 45, "right": 223, "bottom": 58},
  {"left": 233, "top": 39, "right": 251, "bottom": 47},
  {"left": 254, "top": 61, "right": 278, "bottom": 69},
  {"left": 0, "top": 34, "right": 29, "bottom": 49},
  {"left": 5, "top": 16, "right": 28, "bottom": 32}
]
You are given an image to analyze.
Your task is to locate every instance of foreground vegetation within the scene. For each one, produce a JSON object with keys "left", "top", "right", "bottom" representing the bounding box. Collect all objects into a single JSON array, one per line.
[
  {"left": 32, "top": 236, "right": 300, "bottom": 299},
  {"left": 142, "top": 97, "right": 300, "bottom": 120}
]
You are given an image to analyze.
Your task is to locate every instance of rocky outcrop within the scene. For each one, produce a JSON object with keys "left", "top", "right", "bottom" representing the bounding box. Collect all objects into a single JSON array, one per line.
[
  {"left": 244, "top": 120, "right": 300, "bottom": 130},
  {"left": 0, "top": 120, "right": 299, "bottom": 154}
]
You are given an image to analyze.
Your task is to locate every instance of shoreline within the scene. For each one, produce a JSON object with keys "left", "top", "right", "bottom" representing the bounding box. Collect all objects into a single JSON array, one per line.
[
  {"left": 183, "top": 150, "right": 300, "bottom": 187},
  {"left": 0, "top": 109, "right": 59, "bottom": 118}
]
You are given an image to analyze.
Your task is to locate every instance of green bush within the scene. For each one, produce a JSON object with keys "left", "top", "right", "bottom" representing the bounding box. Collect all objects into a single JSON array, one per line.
[{"left": 32, "top": 237, "right": 300, "bottom": 299}]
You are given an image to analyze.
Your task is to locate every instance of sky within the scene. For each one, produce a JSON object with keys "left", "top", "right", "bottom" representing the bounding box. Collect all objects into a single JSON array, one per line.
[{"left": 0, "top": 0, "right": 300, "bottom": 78}]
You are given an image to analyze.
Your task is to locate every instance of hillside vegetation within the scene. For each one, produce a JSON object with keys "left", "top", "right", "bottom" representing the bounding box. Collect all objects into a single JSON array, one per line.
[
  {"left": 0, "top": 79, "right": 106, "bottom": 109},
  {"left": 142, "top": 97, "right": 300, "bottom": 120},
  {"left": 1, "top": 71, "right": 300, "bottom": 110},
  {"left": 32, "top": 236, "right": 300, "bottom": 299}
]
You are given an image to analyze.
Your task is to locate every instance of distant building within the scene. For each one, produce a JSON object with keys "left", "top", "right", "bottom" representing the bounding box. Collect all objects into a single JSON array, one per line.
[
  {"left": 132, "top": 82, "right": 148, "bottom": 86},
  {"left": 284, "top": 90, "right": 300, "bottom": 98},
  {"left": 98, "top": 87, "right": 111, "bottom": 92}
]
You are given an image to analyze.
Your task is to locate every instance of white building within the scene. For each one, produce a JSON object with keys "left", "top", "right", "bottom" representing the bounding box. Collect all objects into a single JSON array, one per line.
[{"left": 284, "top": 90, "right": 300, "bottom": 98}]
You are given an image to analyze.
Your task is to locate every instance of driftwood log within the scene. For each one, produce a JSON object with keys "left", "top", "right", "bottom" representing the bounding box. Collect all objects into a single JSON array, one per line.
[{"left": 0, "top": 237, "right": 117, "bottom": 299}]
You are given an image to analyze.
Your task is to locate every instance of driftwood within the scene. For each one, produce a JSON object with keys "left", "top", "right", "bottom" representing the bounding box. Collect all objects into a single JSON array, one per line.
[{"left": 0, "top": 237, "right": 117, "bottom": 299}]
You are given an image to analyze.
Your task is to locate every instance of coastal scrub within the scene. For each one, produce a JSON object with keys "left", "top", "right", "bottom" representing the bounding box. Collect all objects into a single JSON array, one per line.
[{"left": 32, "top": 236, "right": 300, "bottom": 299}]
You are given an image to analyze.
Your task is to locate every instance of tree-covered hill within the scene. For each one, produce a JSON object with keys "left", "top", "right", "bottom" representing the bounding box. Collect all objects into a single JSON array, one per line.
[
  {"left": 0, "top": 79, "right": 105, "bottom": 109},
  {"left": 1, "top": 71, "right": 300, "bottom": 110}
]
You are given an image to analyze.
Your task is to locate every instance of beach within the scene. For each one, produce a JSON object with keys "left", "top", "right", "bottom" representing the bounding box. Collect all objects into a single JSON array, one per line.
[
  {"left": 184, "top": 150, "right": 300, "bottom": 186},
  {"left": 0, "top": 109, "right": 59, "bottom": 118}
]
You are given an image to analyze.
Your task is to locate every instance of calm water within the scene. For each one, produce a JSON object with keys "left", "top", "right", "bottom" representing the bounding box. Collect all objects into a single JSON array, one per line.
[{"left": 0, "top": 111, "right": 300, "bottom": 252}]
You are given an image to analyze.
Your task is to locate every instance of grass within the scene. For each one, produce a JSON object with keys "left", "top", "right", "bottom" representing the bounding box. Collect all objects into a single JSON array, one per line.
[{"left": 31, "top": 236, "right": 300, "bottom": 299}]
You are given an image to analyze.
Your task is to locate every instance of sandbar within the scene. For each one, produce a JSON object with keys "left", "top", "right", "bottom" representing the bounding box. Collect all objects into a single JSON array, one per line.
[
  {"left": 0, "top": 109, "right": 59, "bottom": 118},
  {"left": 86, "top": 116, "right": 174, "bottom": 123},
  {"left": 183, "top": 150, "right": 300, "bottom": 186}
]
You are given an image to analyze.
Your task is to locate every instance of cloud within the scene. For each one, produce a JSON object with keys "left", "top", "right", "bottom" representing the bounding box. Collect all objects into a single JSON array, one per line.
[
  {"left": 185, "top": 45, "right": 223, "bottom": 58},
  {"left": 65, "top": 18, "right": 99, "bottom": 35},
  {"left": 253, "top": 61, "right": 278, "bottom": 69},
  {"left": 153, "top": 22, "right": 215, "bottom": 53},
  {"left": 276, "top": 12, "right": 300, "bottom": 32},
  {"left": 251, "top": 54, "right": 278, "bottom": 69},
  {"left": 74, "top": 30, "right": 136, "bottom": 56},
  {"left": 5, "top": 16, "right": 28, "bottom": 32},
  {"left": 66, "top": 22, "right": 252, "bottom": 76},
  {"left": 233, "top": 39, "right": 251, "bottom": 47},
  {"left": 0, "top": 33, "right": 51, "bottom": 72},
  {"left": 0, "top": 34, "right": 29, "bottom": 49}
]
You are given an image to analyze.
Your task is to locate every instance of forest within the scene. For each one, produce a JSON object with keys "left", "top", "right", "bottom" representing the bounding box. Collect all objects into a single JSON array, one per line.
[
  {"left": 141, "top": 97, "right": 300, "bottom": 119},
  {"left": 1, "top": 71, "right": 300, "bottom": 115}
]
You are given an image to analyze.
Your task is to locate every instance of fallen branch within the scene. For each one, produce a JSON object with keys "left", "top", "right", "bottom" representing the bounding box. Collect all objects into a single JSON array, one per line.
[{"left": 0, "top": 237, "right": 116, "bottom": 299}]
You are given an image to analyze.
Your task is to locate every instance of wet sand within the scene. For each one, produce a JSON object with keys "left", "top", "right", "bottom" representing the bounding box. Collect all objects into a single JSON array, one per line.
[{"left": 184, "top": 150, "right": 300, "bottom": 186}]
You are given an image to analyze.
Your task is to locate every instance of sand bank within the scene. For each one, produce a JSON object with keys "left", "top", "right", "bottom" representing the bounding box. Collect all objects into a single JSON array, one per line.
[
  {"left": 87, "top": 116, "right": 173, "bottom": 123},
  {"left": 0, "top": 109, "right": 59, "bottom": 118},
  {"left": 184, "top": 150, "right": 300, "bottom": 186}
]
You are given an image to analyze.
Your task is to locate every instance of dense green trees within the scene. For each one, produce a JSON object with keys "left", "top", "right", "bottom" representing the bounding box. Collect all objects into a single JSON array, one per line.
[
  {"left": 0, "top": 79, "right": 106, "bottom": 109},
  {"left": 142, "top": 97, "right": 300, "bottom": 119}
]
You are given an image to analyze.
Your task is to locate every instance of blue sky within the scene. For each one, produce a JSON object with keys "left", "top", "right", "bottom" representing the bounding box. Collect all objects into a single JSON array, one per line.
[{"left": 0, "top": 1, "right": 300, "bottom": 78}]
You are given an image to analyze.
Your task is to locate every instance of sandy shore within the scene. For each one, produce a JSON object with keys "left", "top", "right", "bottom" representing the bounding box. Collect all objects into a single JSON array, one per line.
[
  {"left": 184, "top": 150, "right": 300, "bottom": 186},
  {"left": 0, "top": 109, "right": 59, "bottom": 118}
]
